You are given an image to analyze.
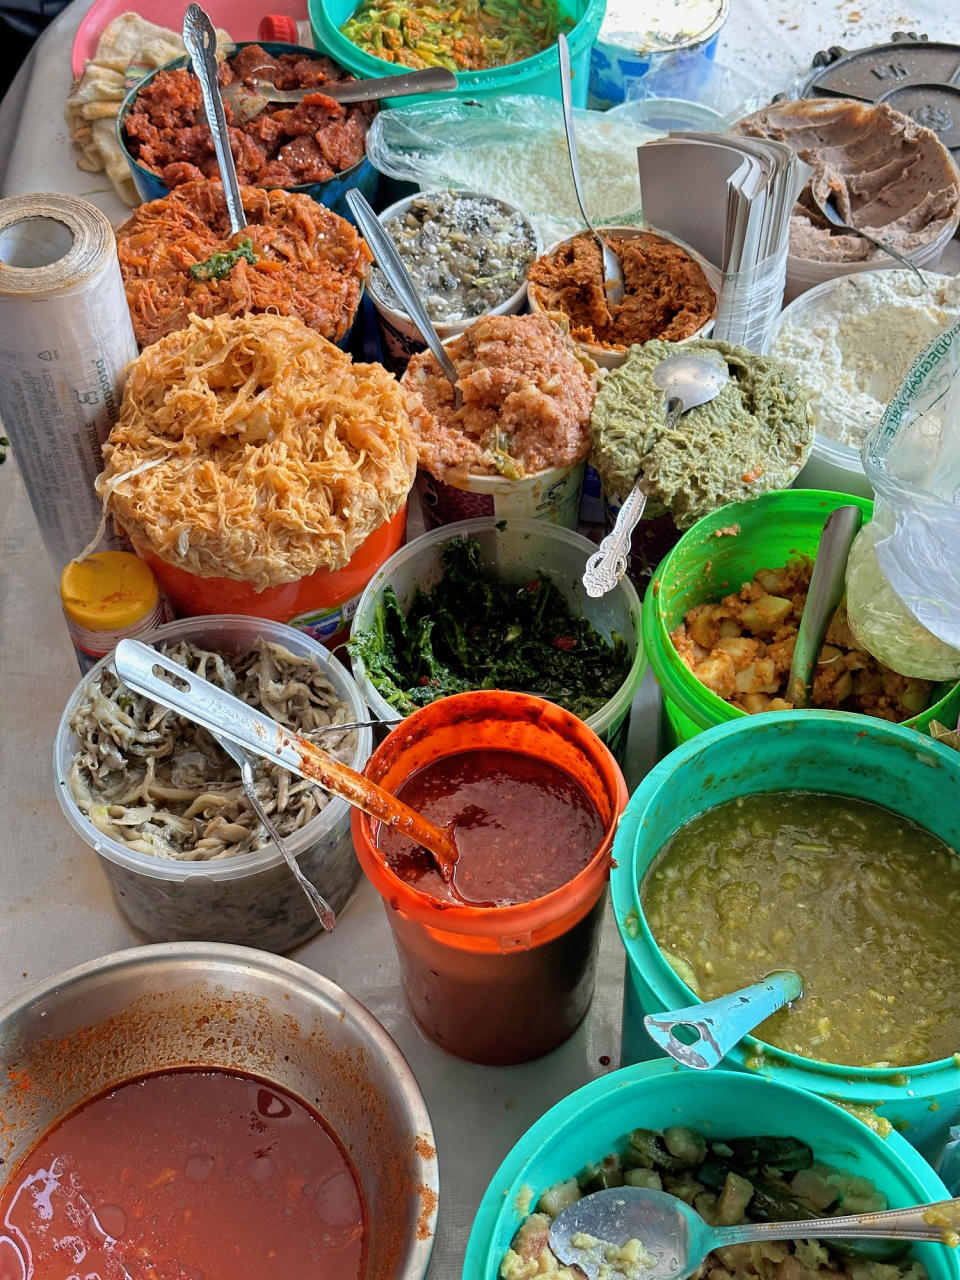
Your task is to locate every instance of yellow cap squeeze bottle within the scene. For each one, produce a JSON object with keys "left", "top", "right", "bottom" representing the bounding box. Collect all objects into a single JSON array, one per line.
[{"left": 60, "top": 552, "right": 168, "bottom": 673}]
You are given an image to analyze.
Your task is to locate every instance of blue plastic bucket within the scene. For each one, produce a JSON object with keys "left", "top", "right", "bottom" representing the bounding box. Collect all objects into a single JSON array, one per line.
[
  {"left": 464, "top": 1060, "right": 957, "bottom": 1280},
  {"left": 610, "top": 710, "right": 960, "bottom": 1163},
  {"left": 589, "top": 0, "right": 728, "bottom": 108},
  {"left": 309, "top": 0, "right": 606, "bottom": 107},
  {"left": 115, "top": 43, "right": 378, "bottom": 221}
]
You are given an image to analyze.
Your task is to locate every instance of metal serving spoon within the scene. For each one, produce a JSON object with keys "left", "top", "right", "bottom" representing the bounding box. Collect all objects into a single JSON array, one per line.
[
  {"left": 643, "top": 970, "right": 802, "bottom": 1070},
  {"left": 209, "top": 729, "right": 337, "bottom": 931},
  {"left": 810, "top": 187, "right": 925, "bottom": 283},
  {"left": 786, "top": 505, "right": 863, "bottom": 708},
  {"left": 112, "top": 639, "right": 460, "bottom": 880},
  {"left": 550, "top": 1187, "right": 960, "bottom": 1280},
  {"left": 183, "top": 4, "right": 247, "bottom": 237},
  {"left": 557, "top": 32, "right": 624, "bottom": 309},
  {"left": 345, "top": 187, "right": 462, "bottom": 407},
  {"left": 222, "top": 65, "right": 457, "bottom": 124},
  {"left": 582, "top": 353, "right": 728, "bottom": 598}
]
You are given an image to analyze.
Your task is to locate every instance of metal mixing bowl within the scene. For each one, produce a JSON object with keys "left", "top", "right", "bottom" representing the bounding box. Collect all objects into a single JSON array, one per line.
[{"left": 0, "top": 943, "right": 438, "bottom": 1280}]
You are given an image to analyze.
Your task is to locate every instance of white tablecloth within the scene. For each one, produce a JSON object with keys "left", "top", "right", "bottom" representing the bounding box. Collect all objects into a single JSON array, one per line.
[{"left": 2, "top": 2, "right": 960, "bottom": 1276}]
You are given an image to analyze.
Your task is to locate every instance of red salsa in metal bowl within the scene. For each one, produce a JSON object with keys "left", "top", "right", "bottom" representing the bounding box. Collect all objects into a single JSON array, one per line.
[{"left": 0, "top": 1068, "right": 366, "bottom": 1280}]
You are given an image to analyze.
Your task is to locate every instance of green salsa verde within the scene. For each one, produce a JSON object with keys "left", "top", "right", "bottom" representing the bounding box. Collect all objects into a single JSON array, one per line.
[{"left": 642, "top": 790, "right": 960, "bottom": 1069}]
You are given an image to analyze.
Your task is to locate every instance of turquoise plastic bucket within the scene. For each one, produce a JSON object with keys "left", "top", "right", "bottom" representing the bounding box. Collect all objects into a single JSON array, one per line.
[
  {"left": 464, "top": 1060, "right": 957, "bottom": 1280},
  {"left": 309, "top": 0, "right": 606, "bottom": 107},
  {"left": 610, "top": 710, "right": 960, "bottom": 1163}
]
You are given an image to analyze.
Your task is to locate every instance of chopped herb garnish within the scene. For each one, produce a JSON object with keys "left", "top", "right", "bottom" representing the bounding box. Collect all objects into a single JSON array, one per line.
[
  {"left": 348, "top": 536, "right": 632, "bottom": 721},
  {"left": 190, "top": 239, "right": 258, "bottom": 282}
]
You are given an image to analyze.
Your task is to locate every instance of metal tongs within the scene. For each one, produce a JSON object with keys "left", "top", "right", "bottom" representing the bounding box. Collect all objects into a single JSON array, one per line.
[{"left": 112, "top": 641, "right": 459, "bottom": 927}]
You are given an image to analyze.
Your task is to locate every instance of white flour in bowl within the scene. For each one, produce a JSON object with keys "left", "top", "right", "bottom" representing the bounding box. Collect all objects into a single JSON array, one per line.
[{"left": 771, "top": 269, "right": 960, "bottom": 450}]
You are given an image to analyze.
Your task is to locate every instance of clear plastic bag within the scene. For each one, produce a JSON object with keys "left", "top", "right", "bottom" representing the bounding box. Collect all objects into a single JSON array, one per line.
[
  {"left": 845, "top": 318, "right": 960, "bottom": 679},
  {"left": 622, "top": 50, "right": 770, "bottom": 128},
  {"left": 365, "top": 94, "right": 658, "bottom": 247}
]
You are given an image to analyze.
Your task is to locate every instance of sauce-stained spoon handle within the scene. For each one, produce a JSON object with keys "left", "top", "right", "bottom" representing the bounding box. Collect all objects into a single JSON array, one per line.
[
  {"left": 644, "top": 971, "right": 803, "bottom": 1070},
  {"left": 113, "top": 640, "right": 459, "bottom": 880},
  {"left": 182, "top": 4, "right": 247, "bottom": 236},
  {"left": 345, "top": 188, "right": 462, "bottom": 401}
]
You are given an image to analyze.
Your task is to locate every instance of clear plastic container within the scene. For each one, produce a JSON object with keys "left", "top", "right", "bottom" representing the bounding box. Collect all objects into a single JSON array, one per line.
[
  {"left": 783, "top": 219, "right": 954, "bottom": 304},
  {"left": 351, "top": 690, "right": 628, "bottom": 1064},
  {"left": 54, "top": 615, "right": 373, "bottom": 952},
  {"left": 348, "top": 517, "right": 646, "bottom": 763}
]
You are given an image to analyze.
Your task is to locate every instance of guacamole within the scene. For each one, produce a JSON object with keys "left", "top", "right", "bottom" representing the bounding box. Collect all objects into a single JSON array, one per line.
[{"left": 589, "top": 338, "right": 814, "bottom": 528}]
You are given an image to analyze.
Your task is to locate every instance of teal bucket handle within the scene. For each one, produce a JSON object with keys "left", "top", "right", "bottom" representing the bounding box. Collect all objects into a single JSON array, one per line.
[{"left": 644, "top": 971, "right": 802, "bottom": 1070}]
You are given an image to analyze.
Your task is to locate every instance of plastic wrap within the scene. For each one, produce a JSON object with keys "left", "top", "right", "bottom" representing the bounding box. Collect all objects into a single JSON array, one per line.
[
  {"left": 365, "top": 95, "right": 657, "bottom": 247},
  {"left": 711, "top": 250, "right": 788, "bottom": 354},
  {"left": 845, "top": 318, "right": 960, "bottom": 678},
  {"left": 622, "top": 51, "right": 769, "bottom": 127}
]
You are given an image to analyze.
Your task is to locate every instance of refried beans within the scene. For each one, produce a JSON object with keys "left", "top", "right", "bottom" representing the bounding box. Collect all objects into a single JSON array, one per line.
[
  {"left": 124, "top": 44, "right": 375, "bottom": 188},
  {"left": 527, "top": 231, "right": 716, "bottom": 350},
  {"left": 400, "top": 313, "right": 597, "bottom": 482}
]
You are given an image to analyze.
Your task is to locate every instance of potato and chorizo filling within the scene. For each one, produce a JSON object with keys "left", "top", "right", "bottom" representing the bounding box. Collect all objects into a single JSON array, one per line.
[{"left": 670, "top": 559, "right": 932, "bottom": 721}]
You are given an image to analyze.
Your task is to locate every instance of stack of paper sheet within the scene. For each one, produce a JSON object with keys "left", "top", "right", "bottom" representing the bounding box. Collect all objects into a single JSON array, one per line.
[{"left": 637, "top": 132, "right": 811, "bottom": 351}]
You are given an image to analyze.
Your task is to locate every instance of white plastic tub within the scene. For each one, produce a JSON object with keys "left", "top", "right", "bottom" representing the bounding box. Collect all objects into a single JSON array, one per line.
[
  {"left": 527, "top": 225, "right": 722, "bottom": 370},
  {"left": 348, "top": 517, "right": 646, "bottom": 763},
  {"left": 54, "top": 615, "right": 373, "bottom": 952},
  {"left": 366, "top": 189, "right": 541, "bottom": 373},
  {"left": 771, "top": 268, "right": 960, "bottom": 499}
]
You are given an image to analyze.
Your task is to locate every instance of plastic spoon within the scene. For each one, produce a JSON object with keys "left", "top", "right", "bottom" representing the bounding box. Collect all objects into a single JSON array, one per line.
[
  {"left": 786, "top": 504, "right": 863, "bottom": 708},
  {"left": 582, "top": 353, "right": 728, "bottom": 597},
  {"left": 557, "top": 32, "right": 624, "bottom": 308},
  {"left": 222, "top": 66, "right": 457, "bottom": 124},
  {"left": 112, "top": 639, "right": 460, "bottom": 881},
  {"left": 643, "top": 970, "right": 802, "bottom": 1070},
  {"left": 208, "top": 729, "right": 337, "bottom": 931},
  {"left": 345, "top": 187, "right": 462, "bottom": 407},
  {"left": 810, "top": 186, "right": 925, "bottom": 283},
  {"left": 549, "top": 1186, "right": 960, "bottom": 1280}
]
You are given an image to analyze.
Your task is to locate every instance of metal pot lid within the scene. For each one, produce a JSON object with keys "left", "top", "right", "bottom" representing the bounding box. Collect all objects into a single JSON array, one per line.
[{"left": 796, "top": 32, "right": 960, "bottom": 155}]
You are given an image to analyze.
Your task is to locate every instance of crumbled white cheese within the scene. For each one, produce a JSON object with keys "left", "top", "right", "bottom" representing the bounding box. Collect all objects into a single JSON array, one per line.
[{"left": 770, "top": 269, "right": 960, "bottom": 451}]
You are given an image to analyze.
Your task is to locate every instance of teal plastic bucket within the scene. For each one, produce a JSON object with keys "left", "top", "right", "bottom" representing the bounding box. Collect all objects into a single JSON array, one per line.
[
  {"left": 610, "top": 710, "right": 960, "bottom": 1163},
  {"left": 464, "top": 1060, "right": 957, "bottom": 1280},
  {"left": 309, "top": 0, "right": 606, "bottom": 107}
]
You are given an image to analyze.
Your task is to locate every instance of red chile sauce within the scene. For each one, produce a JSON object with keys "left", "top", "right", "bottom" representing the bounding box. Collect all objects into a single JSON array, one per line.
[
  {"left": 376, "top": 749, "right": 605, "bottom": 907},
  {"left": 0, "top": 1068, "right": 365, "bottom": 1280}
]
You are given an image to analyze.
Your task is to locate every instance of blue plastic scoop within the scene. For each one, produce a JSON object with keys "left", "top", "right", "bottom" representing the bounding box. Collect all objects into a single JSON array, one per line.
[{"left": 644, "top": 970, "right": 802, "bottom": 1070}]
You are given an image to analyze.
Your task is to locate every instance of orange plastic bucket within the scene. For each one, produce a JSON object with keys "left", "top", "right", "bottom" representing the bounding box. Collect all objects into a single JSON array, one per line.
[
  {"left": 144, "top": 506, "right": 407, "bottom": 646},
  {"left": 351, "top": 691, "right": 628, "bottom": 1065}
]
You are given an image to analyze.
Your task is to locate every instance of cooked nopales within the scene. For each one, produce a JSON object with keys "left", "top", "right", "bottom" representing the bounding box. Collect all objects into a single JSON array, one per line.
[
  {"left": 69, "top": 639, "right": 357, "bottom": 859},
  {"left": 97, "top": 312, "right": 417, "bottom": 589}
]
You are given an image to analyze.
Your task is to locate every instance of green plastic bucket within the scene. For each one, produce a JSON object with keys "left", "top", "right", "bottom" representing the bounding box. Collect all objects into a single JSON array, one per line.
[
  {"left": 642, "top": 489, "right": 960, "bottom": 753},
  {"left": 309, "top": 0, "right": 606, "bottom": 107},
  {"left": 464, "top": 1060, "right": 957, "bottom": 1280},
  {"left": 610, "top": 710, "right": 960, "bottom": 1163}
]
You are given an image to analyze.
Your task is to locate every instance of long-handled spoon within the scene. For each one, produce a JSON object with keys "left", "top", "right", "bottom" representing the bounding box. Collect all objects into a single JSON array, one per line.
[
  {"left": 557, "top": 32, "right": 624, "bottom": 309},
  {"left": 345, "top": 187, "right": 462, "bottom": 407},
  {"left": 810, "top": 186, "right": 925, "bottom": 283},
  {"left": 643, "top": 971, "right": 802, "bottom": 1070},
  {"left": 582, "top": 352, "right": 728, "bottom": 597},
  {"left": 182, "top": 3, "right": 247, "bottom": 236},
  {"left": 209, "top": 729, "right": 337, "bottom": 931},
  {"left": 550, "top": 1186, "right": 960, "bottom": 1280},
  {"left": 222, "top": 65, "right": 457, "bottom": 124},
  {"left": 112, "top": 639, "right": 460, "bottom": 880},
  {"left": 786, "top": 504, "right": 863, "bottom": 708}
]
